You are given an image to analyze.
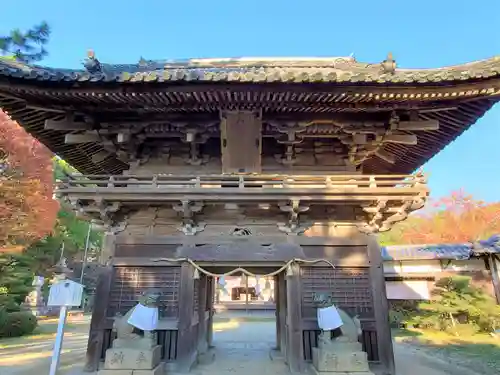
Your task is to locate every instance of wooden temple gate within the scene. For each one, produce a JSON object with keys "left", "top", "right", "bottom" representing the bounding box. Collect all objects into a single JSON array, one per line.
[
  {"left": 2, "top": 54, "right": 500, "bottom": 375},
  {"left": 83, "top": 234, "right": 392, "bottom": 374}
]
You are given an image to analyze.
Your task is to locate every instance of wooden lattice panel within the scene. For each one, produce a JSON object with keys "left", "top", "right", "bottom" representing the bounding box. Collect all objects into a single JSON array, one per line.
[
  {"left": 301, "top": 267, "right": 374, "bottom": 319},
  {"left": 107, "top": 266, "right": 181, "bottom": 318}
]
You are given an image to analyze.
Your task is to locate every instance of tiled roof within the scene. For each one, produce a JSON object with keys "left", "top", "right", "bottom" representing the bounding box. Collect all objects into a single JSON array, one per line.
[
  {"left": 381, "top": 235, "right": 500, "bottom": 261},
  {"left": 381, "top": 243, "right": 472, "bottom": 261},
  {"left": 1, "top": 56, "right": 500, "bottom": 175},
  {"left": 1, "top": 56, "right": 500, "bottom": 84},
  {"left": 475, "top": 235, "right": 500, "bottom": 254}
]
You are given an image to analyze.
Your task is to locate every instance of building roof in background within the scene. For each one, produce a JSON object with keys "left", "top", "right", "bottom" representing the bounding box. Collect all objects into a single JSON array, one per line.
[{"left": 381, "top": 234, "right": 500, "bottom": 261}]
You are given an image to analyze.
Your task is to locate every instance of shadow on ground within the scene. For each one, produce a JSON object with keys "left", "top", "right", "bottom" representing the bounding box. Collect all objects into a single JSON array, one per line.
[
  {"left": 2, "top": 315, "right": 499, "bottom": 375},
  {"left": 393, "top": 329, "right": 500, "bottom": 375}
]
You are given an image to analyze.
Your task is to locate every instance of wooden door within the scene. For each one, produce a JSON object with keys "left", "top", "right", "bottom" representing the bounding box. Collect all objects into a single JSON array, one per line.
[{"left": 220, "top": 111, "right": 262, "bottom": 174}]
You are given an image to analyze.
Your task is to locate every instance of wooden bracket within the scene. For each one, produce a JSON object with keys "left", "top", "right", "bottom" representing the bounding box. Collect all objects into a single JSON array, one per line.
[
  {"left": 173, "top": 200, "right": 205, "bottom": 235},
  {"left": 277, "top": 200, "right": 310, "bottom": 235},
  {"left": 45, "top": 112, "right": 94, "bottom": 131}
]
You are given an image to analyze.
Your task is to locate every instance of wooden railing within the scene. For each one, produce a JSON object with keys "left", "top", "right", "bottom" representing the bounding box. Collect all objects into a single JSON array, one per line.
[{"left": 58, "top": 173, "right": 427, "bottom": 190}]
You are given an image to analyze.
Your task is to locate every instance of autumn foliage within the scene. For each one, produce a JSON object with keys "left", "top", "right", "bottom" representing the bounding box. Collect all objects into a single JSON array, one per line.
[
  {"left": 0, "top": 110, "right": 58, "bottom": 252},
  {"left": 395, "top": 190, "right": 500, "bottom": 244}
]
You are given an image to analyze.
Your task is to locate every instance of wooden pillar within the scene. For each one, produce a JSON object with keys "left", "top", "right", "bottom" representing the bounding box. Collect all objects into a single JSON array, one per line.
[
  {"left": 99, "top": 232, "right": 116, "bottom": 264},
  {"left": 274, "top": 275, "right": 281, "bottom": 350},
  {"left": 176, "top": 262, "right": 196, "bottom": 372},
  {"left": 245, "top": 274, "right": 249, "bottom": 313},
  {"left": 286, "top": 263, "right": 304, "bottom": 373},
  {"left": 278, "top": 273, "right": 287, "bottom": 354},
  {"left": 207, "top": 276, "right": 215, "bottom": 347},
  {"left": 84, "top": 266, "right": 113, "bottom": 372},
  {"left": 367, "top": 236, "right": 396, "bottom": 375},
  {"left": 487, "top": 254, "right": 500, "bottom": 304},
  {"left": 197, "top": 274, "right": 209, "bottom": 353}
]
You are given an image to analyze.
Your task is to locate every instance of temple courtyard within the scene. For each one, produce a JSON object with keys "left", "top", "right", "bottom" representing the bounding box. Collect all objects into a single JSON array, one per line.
[{"left": 0, "top": 312, "right": 496, "bottom": 375}]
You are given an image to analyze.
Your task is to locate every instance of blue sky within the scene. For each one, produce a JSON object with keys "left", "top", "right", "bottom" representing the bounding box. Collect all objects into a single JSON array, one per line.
[{"left": 2, "top": 0, "right": 500, "bottom": 201}]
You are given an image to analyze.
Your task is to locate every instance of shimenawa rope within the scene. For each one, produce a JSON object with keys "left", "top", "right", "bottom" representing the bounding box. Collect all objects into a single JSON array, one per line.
[{"left": 151, "top": 257, "right": 335, "bottom": 278}]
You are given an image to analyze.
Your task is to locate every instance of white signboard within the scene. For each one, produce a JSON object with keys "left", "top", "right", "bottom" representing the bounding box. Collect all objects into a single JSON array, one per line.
[
  {"left": 385, "top": 281, "right": 430, "bottom": 300},
  {"left": 48, "top": 279, "right": 84, "bottom": 307}
]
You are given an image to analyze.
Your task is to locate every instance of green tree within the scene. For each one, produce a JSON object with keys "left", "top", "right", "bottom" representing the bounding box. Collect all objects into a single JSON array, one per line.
[
  {"left": 0, "top": 254, "right": 33, "bottom": 311},
  {"left": 407, "top": 276, "right": 500, "bottom": 334},
  {"left": 0, "top": 157, "right": 103, "bottom": 312},
  {"left": 0, "top": 22, "right": 50, "bottom": 63}
]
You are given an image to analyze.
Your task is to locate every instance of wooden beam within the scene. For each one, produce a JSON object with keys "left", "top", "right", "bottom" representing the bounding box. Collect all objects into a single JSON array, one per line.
[
  {"left": 45, "top": 118, "right": 93, "bottom": 131},
  {"left": 65, "top": 132, "right": 101, "bottom": 144},
  {"left": 367, "top": 236, "right": 396, "bottom": 375},
  {"left": 375, "top": 149, "right": 396, "bottom": 164},
  {"left": 352, "top": 133, "right": 368, "bottom": 144},
  {"left": 397, "top": 120, "right": 439, "bottom": 131},
  {"left": 91, "top": 151, "right": 111, "bottom": 163},
  {"left": 116, "top": 133, "right": 130, "bottom": 143},
  {"left": 3, "top": 79, "right": 499, "bottom": 97},
  {"left": 384, "top": 133, "right": 418, "bottom": 145}
]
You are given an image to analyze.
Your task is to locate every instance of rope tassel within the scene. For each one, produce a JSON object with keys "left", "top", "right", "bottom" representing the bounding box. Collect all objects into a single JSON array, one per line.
[{"left": 193, "top": 268, "right": 200, "bottom": 280}]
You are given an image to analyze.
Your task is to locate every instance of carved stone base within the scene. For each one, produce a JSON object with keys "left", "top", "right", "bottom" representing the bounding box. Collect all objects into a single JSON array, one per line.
[
  {"left": 310, "top": 367, "right": 375, "bottom": 375},
  {"left": 98, "top": 362, "right": 164, "bottom": 375},
  {"left": 112, "top": 338, "right": 156, "bottom": 350},
  {"left": 133, "top": 362, "right": 164, "bottom": 375},
  {"left": 102, "top": 346, "right": 161, "bottom": 371},
  {"left": 312, "top": 341, "right": 372, "bottom": 374},
  {"left": 197, "top": 346, "right": 216, "bottom": 365}
]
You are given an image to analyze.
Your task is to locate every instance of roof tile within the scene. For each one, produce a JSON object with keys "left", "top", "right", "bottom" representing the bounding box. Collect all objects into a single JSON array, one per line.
[
  {"left": 381, "top": 235, "right": 500, "bottom": 261},
  {"left": 1, "top": 56, "right": 500, "bottom": 85}
]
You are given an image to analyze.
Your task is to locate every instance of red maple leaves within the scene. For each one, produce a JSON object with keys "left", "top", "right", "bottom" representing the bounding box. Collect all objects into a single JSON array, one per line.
[
  {"left": 398, "top": 190, "right": 500, "bottom": 244},
  {"left": 0, "top": 110, "right": 59, "bottom": 252}
]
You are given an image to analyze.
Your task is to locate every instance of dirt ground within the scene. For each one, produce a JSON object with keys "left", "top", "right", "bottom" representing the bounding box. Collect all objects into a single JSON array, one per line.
[{"left": 0, "top": 316, "right": 485, "bottom": 375}]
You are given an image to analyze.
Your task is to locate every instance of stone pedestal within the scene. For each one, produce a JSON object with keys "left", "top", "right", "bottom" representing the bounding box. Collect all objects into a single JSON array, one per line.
[
  {"left": 311, "top": 337, "right": 374, "bottom": 375},
  {"left": 98, "top": 345, "right": 163, "bottom": 375}
]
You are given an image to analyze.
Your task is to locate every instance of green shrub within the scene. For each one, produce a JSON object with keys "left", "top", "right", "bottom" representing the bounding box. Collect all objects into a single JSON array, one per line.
[
  {"left": 396, "top": 276, "right": 500, "bottom": 334},
  {"left": 0, "top": 311, "right": 38, "bottom": 338},
  {"left": 0, "top": 294, "right": 21, "bottom": 312},
  {"left": 0, "top": 307, "right": 7, "bottom": 329},
  {"left": 389, "top": 299, "right": 419, "bottom": 328}
]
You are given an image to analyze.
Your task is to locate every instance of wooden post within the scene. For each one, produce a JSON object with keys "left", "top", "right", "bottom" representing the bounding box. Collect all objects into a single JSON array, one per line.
[
  {"left": 274, "top": 275, "right": 281, "bottom": 350},
  {"left": 207, "top": 276, "right": 215, "bottom": 347},
  {"left": 487, "top": 254, "right": 500, "bottom": 304},
  {"left": 84, "top": 266, "right": 113, "bottom": 372},
  {"left": 286, "top": 263, "right": 304, "bottom": 373},
  {"left": 245, "top": 274, "right": 249, "bottom": 313},
  {"left": 99, "top": 232, "right": 116, "bottom": 264},
  {"left": 278, "top": 272, "right": 287, "bottom": 355},
  {"left": 367, "top": 236, "right": 396, "bottom": 375},
  {"left": 197, "top": 274, "right": 209, "bottom": 353},
  {"left": 176, "top": 262, "right": 196, "bottom": 372}
]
